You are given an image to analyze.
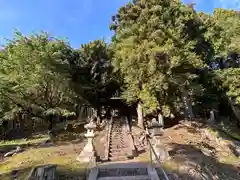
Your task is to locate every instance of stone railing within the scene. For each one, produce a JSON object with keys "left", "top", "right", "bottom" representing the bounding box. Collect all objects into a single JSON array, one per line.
[{"left": 104, "top": 118, "right": 113, "bottom": 161}]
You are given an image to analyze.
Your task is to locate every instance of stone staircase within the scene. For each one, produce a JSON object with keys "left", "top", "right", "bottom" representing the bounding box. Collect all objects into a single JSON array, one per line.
[
  {"left": 108, "top": 118, "right": 134, "bottom": 161},
  {"left": 87, "top": 163, "right": 160, "bottom": 180}
]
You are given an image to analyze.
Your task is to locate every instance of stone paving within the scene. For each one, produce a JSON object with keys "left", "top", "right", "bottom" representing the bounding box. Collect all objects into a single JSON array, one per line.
[{"left": 87, "top": 162, "right": 160, "bottom": 180}]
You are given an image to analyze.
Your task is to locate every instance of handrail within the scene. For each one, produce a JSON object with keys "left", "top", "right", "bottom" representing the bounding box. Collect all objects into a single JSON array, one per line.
[
  {"left": 145, "top": 132, "right": 169, "bottom": 180},
  {"left": 105, "top": 117, "right": 113, "bottom": 161},
  {"left": 124, "top": 117, "right": 137, "bottom": 157}
]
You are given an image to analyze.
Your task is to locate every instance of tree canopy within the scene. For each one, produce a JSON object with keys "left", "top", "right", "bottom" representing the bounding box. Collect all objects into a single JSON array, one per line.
[
  {"left": 111, "top": 0, "right": 213, "bottom": 116},
  {"left": 0, "top": 32, "right": 76, "bottom": 121},
  {"left": 0, "top": 0, "right": 240, "bottom": 131},
  {"left": 110, "top": 0, "right": 240, "bottom": 127}
]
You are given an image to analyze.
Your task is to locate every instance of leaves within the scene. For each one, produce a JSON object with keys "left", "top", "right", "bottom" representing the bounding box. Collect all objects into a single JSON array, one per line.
[
  {"left": 66, "top": 40, "right": 120, "bottom": 108},
  {"left": 0, "top": 2, "right": 239, "bottom": 126},
  {"left": 111, "top": 0, "right": 214, "bottom": 116},
  {"left": 0, "top": 31, "right": 76, "bottom": 121}
]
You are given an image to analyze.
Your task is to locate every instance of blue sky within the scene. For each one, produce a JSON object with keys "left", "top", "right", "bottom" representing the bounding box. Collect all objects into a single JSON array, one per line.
[{"left": 0, "top": 0, "right": 239, "bottom": 48}]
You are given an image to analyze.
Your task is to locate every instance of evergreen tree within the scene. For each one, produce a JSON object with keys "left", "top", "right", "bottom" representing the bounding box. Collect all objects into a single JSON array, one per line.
[{"left": 111, "top": 0, "right": 214, "bottom": 127}]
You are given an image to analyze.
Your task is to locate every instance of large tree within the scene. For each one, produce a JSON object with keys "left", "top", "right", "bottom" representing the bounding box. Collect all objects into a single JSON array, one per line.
[
  {"left": 110, "top": 0, "right": 214, "bottom": 127},
  {"left": 191, "top": 9, "right": 240, "bottom": 128},
  {"left": 64, "top": 40, "right": 120, "bottom": 122},
  {"left": 209, "top": 9, "right": 240, "bottom": 124},
  {"left": 0, "top": 31, "right": 76, "bottom": 134}
]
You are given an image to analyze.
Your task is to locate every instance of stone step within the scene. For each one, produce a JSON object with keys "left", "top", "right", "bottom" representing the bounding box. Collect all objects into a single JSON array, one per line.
[
  {"left": 98, "top": 167, "right": 148, "bottom": 176},
  {"left": 109, "top": 152, "right": 127, "bottom": 157},
  {"left": 108, "top": 152, "right": 127, "bottom": 157},
  {"left": 111, "top": 134, "right": 126, "bottom": 138},
  {"left": 109, "top": 146, "right": 127, "bottom": 150},
  {"left": 110, "top": 137, "right": 124, "bottom": 140},
  {"left": 109, "top": 150, "right": 129, "bottom": 155},
  {"left": 110, "top": 134, "right": 123, "bottom": 137},
  {"left": 109, "top": 147, "right": 129, "bottom": 152},
  {"left": 110, "top": 138, "right": 123, "bottom": 140},
  {"left": 111, "top": 131, "right": 122, "bottom": 134},
  {"left": 97, "top": 175, "right": 151, "bottom": 180},
  {"left": 110, "top": 136, "right": 123, "bottom": 139},
  {"left": 110, "top": 138, "right": 125, "bottom": 141},
  {"left": 109, "top": 144, "right": 127, "bottom": 148},
  {"left": 108, "top": 156, "right": 128, "bottom": 161},
  {"left": 112, "top": 130, "right": 121, "bottom": 132},
  {"left": 109, "top": 149, "right": 129, "bottom": 154},
  {"left": 109, "top": 142, "right": 124, "bottom": 145},
  {"left": 109, "top": 151, "right": 134, "bottom": 158},
  {"left": 87, "top": 165, "right": 160, "bottom": 180},
  {"left": 110, "top": 143, "right": 124, "bottom": 146},
  {"left": 109, "top": 140, "right": 126, "bottom": 144}
]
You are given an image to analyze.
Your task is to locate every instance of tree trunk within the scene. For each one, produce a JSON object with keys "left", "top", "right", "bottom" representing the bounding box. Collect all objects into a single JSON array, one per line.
[
  {"left": 127, "top": 109, "right": 132, "bottom": 131},
  {"left": 137, "top": 102, "right": 144, "bottom": 129},
  {"left": 228, "top": 98, "right": 240, "bottom": 126},
  {"left": 19, "top": 113, "right": 25, "bottom": 131},
  {"left": 182, "top": 90, "right": 194, "bottom": 120},
  {"left": 106, "top": 107, "right": 111, "bottom": 119},
  {"left": 48, "top": 115, "right": 54, "bottom": 140},
  {"left": 2, "top": 121, "right": 8, "bottom": 140},
  {"left": 75, "top": 105, "right": 80, "bottom": 119}
]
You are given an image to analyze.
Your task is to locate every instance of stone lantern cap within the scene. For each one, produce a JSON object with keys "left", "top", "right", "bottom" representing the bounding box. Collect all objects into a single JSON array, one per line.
[
  {"left": 84, "top": 121, "right": 97, "bottom": 130},
  {"left": 151, "top": 118, "right": 163, "bottom": 136},
  {"left": 150, "top": 118, "right": 161, "bottom": 128}
]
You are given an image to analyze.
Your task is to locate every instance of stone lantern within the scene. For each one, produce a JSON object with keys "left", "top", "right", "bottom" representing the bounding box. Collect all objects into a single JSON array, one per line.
[
  {"left": 77, "top": 120, "right": 97, "bottom": 163},
  {"left": 151, "top": 118, "right": 163, "bottom": 137},
  {"left": 150, "top": 118, "right": 169, "bottom": 162}
]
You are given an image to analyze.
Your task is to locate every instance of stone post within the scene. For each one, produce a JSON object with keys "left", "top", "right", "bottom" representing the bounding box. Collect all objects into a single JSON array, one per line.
[
  {"left": 157, "top": 113, "right": 164, "bottom": 129},
  {"left": 208, "top": 109, "right": 219, "bottom": 125},
  {"left": 77, "top": 120, "right": 97, "bottom": 163},
  {"left": 151, "top": 118, "right": 169, "bottom": 162}
]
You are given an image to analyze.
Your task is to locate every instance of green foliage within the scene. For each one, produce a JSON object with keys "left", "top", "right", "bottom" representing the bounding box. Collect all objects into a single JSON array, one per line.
[
  {"left": 198, "top": 9, "right": 240, "bottom": 118},
  {"left": 66, "top": 40, "right": 120, "bottom": 109},
  {"left": 214, "top": 68, "right": 240, "bottom": 104},
  {"left": 212, "top": 9, "right": 240, "bottom": 52},
  {"left": 0, "top": 31, "right": 76, "bottom": 122},
  {"left": 0, "top": 31, "right": 119, "bottom": 129},
  {"left": 111, "top": 0, "right": 214, "bottom": 115},
  {"left": 0, "top": 3, "right": 239, "bottom": 129},
  {"left": 42, "top": 108, "right": 76, "bottom": 117}
]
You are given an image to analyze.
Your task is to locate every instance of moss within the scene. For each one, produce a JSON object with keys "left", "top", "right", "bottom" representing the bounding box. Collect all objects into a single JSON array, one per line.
[
  {"left": 162, "top": 160, "right": 179, "bottom": 172},
  {"left": 0, "top": 134, "right": 49, "bottom": 147},
  {"left": 206, "top": 127, "right": 219, "bottom": 137},
  {"left": 0, "top": 141, "right": 87, "bottom": 179},
  {"left": 220, "top": 128, "right": 240, "bottom": 141},
  {"left": 135, "top": 152, "right": 149, "bottom": 162}
]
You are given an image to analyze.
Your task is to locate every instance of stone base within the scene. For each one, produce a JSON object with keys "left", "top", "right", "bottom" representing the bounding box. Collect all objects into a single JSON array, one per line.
[
  {"left": 152, "top": 144, "right": 170, "bottom": 162},
  {"left": 77, "top": 150, "right": 96, "bottom": 163}
]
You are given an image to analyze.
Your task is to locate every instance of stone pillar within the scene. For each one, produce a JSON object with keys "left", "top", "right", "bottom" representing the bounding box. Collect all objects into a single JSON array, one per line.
[
  {"left": 77, "top": 120, "right": 96, "bottom": 163},
  {"left": 208, "top": 109, "right": 218, "bottom": 125},
  {"left": 157, "top": 113, "right": 164, "bottom": 129}
]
